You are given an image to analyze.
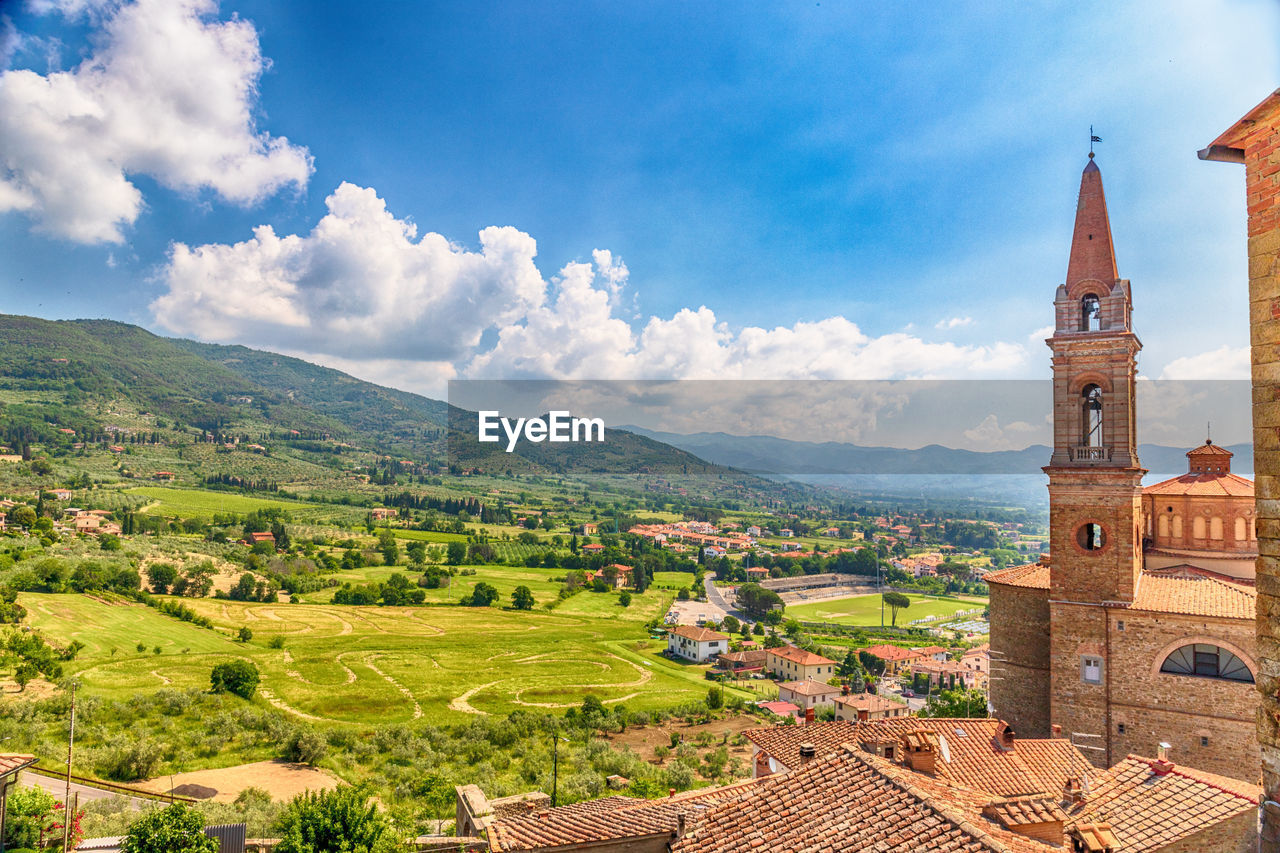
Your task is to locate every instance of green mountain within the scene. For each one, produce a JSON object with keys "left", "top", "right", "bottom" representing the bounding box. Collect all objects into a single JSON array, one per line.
[{"left": 0, "top": 314, "right": 784, "bottom": 495}]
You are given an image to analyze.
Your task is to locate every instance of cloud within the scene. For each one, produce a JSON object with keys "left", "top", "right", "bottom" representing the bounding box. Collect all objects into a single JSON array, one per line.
[
  {"left": 961, "top": 414, "right": 1044, "bottom": 451},
  {"left": 935, "top": 316, "right": 973, "bottom": 330},
  {"left": 1158, "top": 345, "right": 1250, "bottom": 380},
  {"left": 152, "top": 182, "right": 549, "bottom": 362},
  {"left": 153, "top": 183, "right": 1032, "bottom": 396},
  {"left": 0, "top": 0, "right": 312, "bottom": 243}
]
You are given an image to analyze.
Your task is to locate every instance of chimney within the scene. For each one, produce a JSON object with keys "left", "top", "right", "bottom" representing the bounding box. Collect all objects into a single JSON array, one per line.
[
  {"left": 1051, "top": 724, "right": 1062, "bottom": 738},
  {"left": 1063, "top": 777, "right": 1084, "bottom": 805},
  {"left": 798, "top": 742, "right": 817, "bottom": 765},
  {"left": 668, "top": 788, "right": 676, "bottom": 798},
  {"left": 804, "top": 707, "right": 815, "bottom": 726},
  {"left": 857, "top": 708, "right": 869, "bottom": 722},
  {"left": 1151, "top": 757, "right": 1175, "bottom": 776},
  {"left": 841, "top": 681, "right": 850, "bottom": 696},
  {"left": 677, "top": 812, "right": 686, "bottom": 837},
  {"left": 996, "top": 723, "right": 1015, "bottom": 751},
  {"left": 1157, "top": 741, "right": 1170, "bottom": 761}
]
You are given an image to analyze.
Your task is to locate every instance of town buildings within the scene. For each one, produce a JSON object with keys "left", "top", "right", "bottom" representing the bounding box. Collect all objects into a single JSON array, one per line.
[
  {"left": 764, "top": 645, "right": 836, "bottom": 681},
  {"left": 666, "top": 625, "right": 728, "bottom": 663},
  {"left": 985, "top": 155, "right": 1258, "bottom": 781}
]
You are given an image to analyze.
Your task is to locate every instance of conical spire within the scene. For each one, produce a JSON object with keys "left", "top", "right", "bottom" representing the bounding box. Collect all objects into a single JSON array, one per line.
[{"left": 1065, "top": 155, "right": 1119, "bottom": 287}]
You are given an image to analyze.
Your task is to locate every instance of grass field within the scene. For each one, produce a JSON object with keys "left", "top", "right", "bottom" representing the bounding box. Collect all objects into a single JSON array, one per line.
[
  {"left": 20, "top": 589, "right": 716, "bottom": 724},
  {"left": 126, "top": 486, "right": 314, "bottom": 517},
  {"left": 784, "top": 592, "right": 986, "bottom": 627}
]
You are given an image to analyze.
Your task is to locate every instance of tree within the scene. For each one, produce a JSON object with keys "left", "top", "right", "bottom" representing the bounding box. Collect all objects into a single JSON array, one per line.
[
  {"left": 145, "top": 563, "right": 179, "bottom": 595},
  {"left": 237, "top": 627, "right": 253, "bottom": 643},
  {"left": 406, "top": 540, "right": 427, "bottom": 565},
  {"left": 511, "top": 585, "right": 535, "bottom": 610},
  {"left": 838, "top": 649, "right": 864, "bottom": 680},
  {"left": 122, "top": 803, "right": 217, "bottom": 853},
  {"left": 14, "top": 662, "right": 36, "bottom": 692},
  {"left": 919, "top": 687, "right": 988, "bottom": 719},
  {"left": 677, "top": 587, "right": 691, "bottom": 601},
  {"left": 9, "top": 505, "right": 35, "bottom": 529},
  {"left": 445, "top": 541, "right": 467, "bottom": 566},
  {"left": 720, "top": 615, "right": 740, "bottom": 633},
  {"left": 882, "top": 591, "right": 911, "bottom": 626},
  {"left": 618, "top": 590, "right": 632, "bottom": 608},
  {"left": 466, "top": 582, "right": 498, "bottom": 607},
  {"left": 377, "top": 530, "right": 399, "bottom": 566},
  {"left": 737, "top": 583, "right": 784, "bottom": 620},
  {"left": 210, "top": 660, "right": 260, "bottom": 699},
  {"left": 706, "top": 685, "right": 724, "bottom": 709}
]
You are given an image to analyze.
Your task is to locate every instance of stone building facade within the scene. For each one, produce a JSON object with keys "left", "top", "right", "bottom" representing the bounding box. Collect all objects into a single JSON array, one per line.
[
  {"left": 1200, "top": 87, "right": 1280, "bottom": 852},
  {"left": 986, "top": 155, "right": 1259, "bottom": 783}
]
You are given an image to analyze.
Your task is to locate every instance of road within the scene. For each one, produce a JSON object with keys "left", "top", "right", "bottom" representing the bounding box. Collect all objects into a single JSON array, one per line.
[
  {"left": 703, "top": 573, "right": 742, "bottom": 619},
  {"left": 22, "top": 770, "right": 154, "bottom": 809}
]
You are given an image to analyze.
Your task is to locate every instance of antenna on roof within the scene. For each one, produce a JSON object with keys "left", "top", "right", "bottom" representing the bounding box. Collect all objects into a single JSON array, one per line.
[{"left": 1207, "top": 421, "right": 1212, "bottom": 443}]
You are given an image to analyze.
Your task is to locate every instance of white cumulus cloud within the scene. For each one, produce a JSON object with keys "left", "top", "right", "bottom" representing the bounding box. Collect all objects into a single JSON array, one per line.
[
  {"left": 935, "top": 316, "right": 973, "bottom": 330},
  {"left": 1158, "top": 345, "right": 1251, "bottom": 380},
  {"left": 153, "top": 184, "right": 1032, "bottom": 395},
  {"left": 152, "top": 183, "right": 548, "bottom": 362},
  {"left": 0, "top": 0, "right": 312, "bottom": 243}
]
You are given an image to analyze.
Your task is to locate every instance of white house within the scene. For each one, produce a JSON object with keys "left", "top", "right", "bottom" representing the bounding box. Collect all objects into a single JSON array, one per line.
[
  {"left": 667, "top": 625, "right": 729, "bottom": 663},
  {"left": 779, "top": 529, "right": 794, "bottom": 538},
  {"left": 777, "top": 680, "right": 841, "bottom": 711}
]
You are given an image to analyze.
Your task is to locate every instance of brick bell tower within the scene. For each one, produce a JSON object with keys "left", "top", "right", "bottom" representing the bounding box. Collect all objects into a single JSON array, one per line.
[{"left": 1046, "top": 153, "right": 1145, "bottom": 764}]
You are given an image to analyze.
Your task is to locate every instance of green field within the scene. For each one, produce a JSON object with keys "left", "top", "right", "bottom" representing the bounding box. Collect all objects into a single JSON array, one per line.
[
  {"left": 784, "top": 592, "right": 985, "bottom": 627},
  {"left": 20, "top": 589, "right": 720, "bottom": 724},
  {"left": 126, "top": 486, "right": 314, "bottom": 517}
]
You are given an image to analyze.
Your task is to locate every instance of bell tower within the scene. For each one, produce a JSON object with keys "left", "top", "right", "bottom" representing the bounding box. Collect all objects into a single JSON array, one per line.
[{"left": 1046, "top": 154, "right": 1145, "bottom": 764}]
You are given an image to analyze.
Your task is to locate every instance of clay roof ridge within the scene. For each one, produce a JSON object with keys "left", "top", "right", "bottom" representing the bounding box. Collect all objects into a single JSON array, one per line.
[
  {"left": 1125, "top": 754, "right": 1260, "bottom": 804},
  {"left": 856, "top": 752, "right": 1047, "bottom": 853}
]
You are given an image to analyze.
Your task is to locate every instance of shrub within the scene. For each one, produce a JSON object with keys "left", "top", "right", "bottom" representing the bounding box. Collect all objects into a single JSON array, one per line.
[
  {"left": 273, "top": 787, "right": 397, "bottom": 853},
  {"left": 210, "top": 660, "right": 260, "bottom": 700},
  {"left": 237, "top": 627, "right": 253, "bottom": 643},
  {"left": 121, "top": 803, "right": 216, "bottom": 853},
  {"left": 268, "top": 636, "right": 286, "bottom": 649},
  {"left": 100, "top": 739, "right": 163, "bottom": 782},
  {"left": 284, "top": 729, "right": 328, "bottom": 766}
]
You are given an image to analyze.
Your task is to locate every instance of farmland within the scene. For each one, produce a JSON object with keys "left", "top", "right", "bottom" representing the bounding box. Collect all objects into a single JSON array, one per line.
[
  {"left": 783, "top": 592, "right": 986, "bottom": 628},
  {"left": 20, "top": 589, "right": 737, "bottom": 725}
]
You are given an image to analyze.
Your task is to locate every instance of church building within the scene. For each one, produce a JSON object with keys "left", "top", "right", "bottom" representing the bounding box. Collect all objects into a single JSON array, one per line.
[{"left": 985, "top": 154, "right": 1258, "bottom": 783}]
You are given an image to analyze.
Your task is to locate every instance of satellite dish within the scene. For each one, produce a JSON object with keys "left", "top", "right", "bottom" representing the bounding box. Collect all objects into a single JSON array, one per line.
[{"left": 938, "top": 734, "right": 952, "bottom": 764}]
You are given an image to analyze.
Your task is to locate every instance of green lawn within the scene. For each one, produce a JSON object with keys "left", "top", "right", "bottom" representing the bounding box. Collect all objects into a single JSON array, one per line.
[
  {"left": 785, "top": 592, "right": 986, "bottom": 627},
  {"left": 126, "top": 486, "right": 314, "bottom": 517},
  {"left": 20, "top": 589, "right": 714, "bottom": 724}
]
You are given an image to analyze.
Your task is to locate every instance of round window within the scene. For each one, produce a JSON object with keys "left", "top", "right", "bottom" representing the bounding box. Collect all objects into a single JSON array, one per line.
[{"left": 1077, "top": 523, "right": 1106, "bottom": 551}]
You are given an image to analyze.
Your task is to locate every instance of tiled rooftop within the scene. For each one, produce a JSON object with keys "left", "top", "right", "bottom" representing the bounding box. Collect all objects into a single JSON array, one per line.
[
  {"left": 767, "top": 645, "right": 835, "bottom": 666},
  {"left": 1066, "top": 754, "right": 1259, "bottom": 852},
  {"left": 983, "top": 562, "right": 1050, "bottom": 590},
  {"left": 1130, "top": 566, "right": 1255, "bottom": 620},
  {"left": 672, "top": 751, "right": 1056, "bottom": 853},
  {"left": 669, "top": 625, "right": 729, "bottom": 643},
  {"left": 778, "top": 679, "right": 841, "bottom": 696},
  {"left": 745, "top": 718, "right": 1084, "bottom": 798}
]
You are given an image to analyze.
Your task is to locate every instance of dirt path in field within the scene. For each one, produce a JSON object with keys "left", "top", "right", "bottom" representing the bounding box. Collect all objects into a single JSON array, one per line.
[
  {"left": 150, "top": 670, "right": 171, "bottom": 685},
  {"left": 450, "top": 681, "right": 500, "bottom": 715},
  {"left": 510, "top": 653, "right": 655, "bottom": 709},
  {"left": 362, "top": 655, "right": 422, "bottom": 719},
  {"left": 334, "top": 652, "right": 359, "bottom": 684}
]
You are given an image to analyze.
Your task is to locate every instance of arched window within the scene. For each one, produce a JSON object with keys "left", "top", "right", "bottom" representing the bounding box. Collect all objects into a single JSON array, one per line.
[
  {"left": 1193, "top": 516, "right": 1206, "bottom": 539},
  {"left": 1172, "top": 515, "right": 1183, "bottom": 538},
  {"left": 1081, "top": 385, "right": 1103, "bottom": 448},
  {"left": 1235, "top": 517, "right": 1247, "bottom": 541},
  {"left": 1210, "top": 517, "right": 1223, "bottom": 540},
  {"left": 1077, "top": 523, "right": 1105, "bottom": 551},
  {"left": 1158, "top": 515, "right": 1170, "bottom": 538},
  {"left": 1160, "top": 644, "right": 1254, "bottom": 683},
  {"left": 1081, "top": 294, "right": 1101, "bottom": 331}
]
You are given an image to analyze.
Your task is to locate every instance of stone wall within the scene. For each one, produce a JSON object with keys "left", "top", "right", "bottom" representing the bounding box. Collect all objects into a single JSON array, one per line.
[{"left": 987, "top": 582, "right": 1051, "bottom": 738}]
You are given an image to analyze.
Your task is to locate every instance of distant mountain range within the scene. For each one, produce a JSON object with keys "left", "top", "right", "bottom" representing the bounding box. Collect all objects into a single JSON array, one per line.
[{"left": 619, "top": 425, "right": 1253, "bottom": 481}]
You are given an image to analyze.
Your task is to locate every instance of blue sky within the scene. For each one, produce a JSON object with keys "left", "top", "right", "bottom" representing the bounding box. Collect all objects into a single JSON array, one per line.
[{"left": 1, "top": 0, "right": 1277, "bottom": 402}]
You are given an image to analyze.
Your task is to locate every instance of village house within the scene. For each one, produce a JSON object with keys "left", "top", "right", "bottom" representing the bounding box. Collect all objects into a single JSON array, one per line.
[
  {"left": 745, "top": 525, "right": 761, "bottom": 537},
  {"left": 778, "top": 528, "right": 793, "bottom": 537},
  {"left": 580, "top": 543, "right": 604, "bottom": 555},
  {"left": 832, "top": 691, "right": 910, "bottom": 722},
  {"left": 776, "top": 680, "right": 841, "bottom": 712},
  {"left": 765, "top": 646, "right": 836, "bottom": 681},
  {"left": 912, "top": 660, "right": 980, "bottom": 692},
  {"left": 369, "top": 508, "right": 394, "bottom": 521},
  {"left": 666, "top": 625, "right": 728, "bottom": 663},
  {"left": 860, "top": 644, "right": 926, "bottom": 676},
  {"left": 49, "top": 489, "right": 72, "bottom": 501},
  {"left": 577, "top": 523, "right": 597, "bottom": 535},
  {"left": 711, "top": 649, "right": 768, "bottom": 678},
  {"left": 912, "top": 645, "right": 949, "bottom": 662},
  {"left": 756, "top": 700, "right": 800, "bottom": 719}
]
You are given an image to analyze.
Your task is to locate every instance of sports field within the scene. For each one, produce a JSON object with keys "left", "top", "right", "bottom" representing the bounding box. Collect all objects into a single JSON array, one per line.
[
  {"left": 19, "top": 588, "right": 729, "bottom": 724},
  {"left": 784, "top": 592, "right": 985, "bottom": 627}
]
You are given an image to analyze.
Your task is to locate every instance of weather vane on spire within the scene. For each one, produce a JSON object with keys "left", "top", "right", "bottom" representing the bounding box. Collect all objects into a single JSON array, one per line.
[{"left": 1089, "top": 126, "right": 1101, "bottom": 158}]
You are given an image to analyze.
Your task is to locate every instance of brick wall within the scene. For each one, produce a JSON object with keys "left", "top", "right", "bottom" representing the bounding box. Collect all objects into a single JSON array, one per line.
[
  {"left": 1245, "top": 109, "right": 1280, "bottom": 821},
  {"left": 1049, "top": 601, "right": 1111, "bottom": 767},
  {"left": 1106, "top": 610, "right": 1257, "bottom": 782},
  {"left": 988, "top": 583, "right": 1051, "bottom": 737}
]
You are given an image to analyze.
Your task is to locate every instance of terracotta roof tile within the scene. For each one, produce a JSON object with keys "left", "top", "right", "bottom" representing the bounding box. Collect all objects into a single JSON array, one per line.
[
  {"left": 1142, "top": 471, "right": 1253, "bottom": 497},
  {"left": 1067, "top": 755, "right": 1259, "bottom": 852},
  {"left": 862, "top": 644, "right": 924, "bottom": 661},
  {"left": 745, "top": 718, "right": 1085, "bottom": 799},
  {"left": 669, "top": 625, "right": 729, "bottom": 643},
  {"left": 766, "top": 645, "right": 835, "bottom": 666},
  {"left": 983, "top": 562, "right": 1050, "bottom": 590},
  {"left": 672, "top": 751, "right": 1056, "bottom": 853},
  {"left": 778, "top": 679, "right": 841, "bottom": 696},
  {"left": 1131, "top": 566, "right": 1255, "bottom": 620},
  {"left": 833, "top": 692, "right": 906, "bottom": 714}
]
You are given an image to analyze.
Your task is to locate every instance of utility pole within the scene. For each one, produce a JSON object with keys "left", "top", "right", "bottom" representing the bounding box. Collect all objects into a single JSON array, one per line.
[{"left": 62, "top": 682, "right": 76, "bottom": 853}]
